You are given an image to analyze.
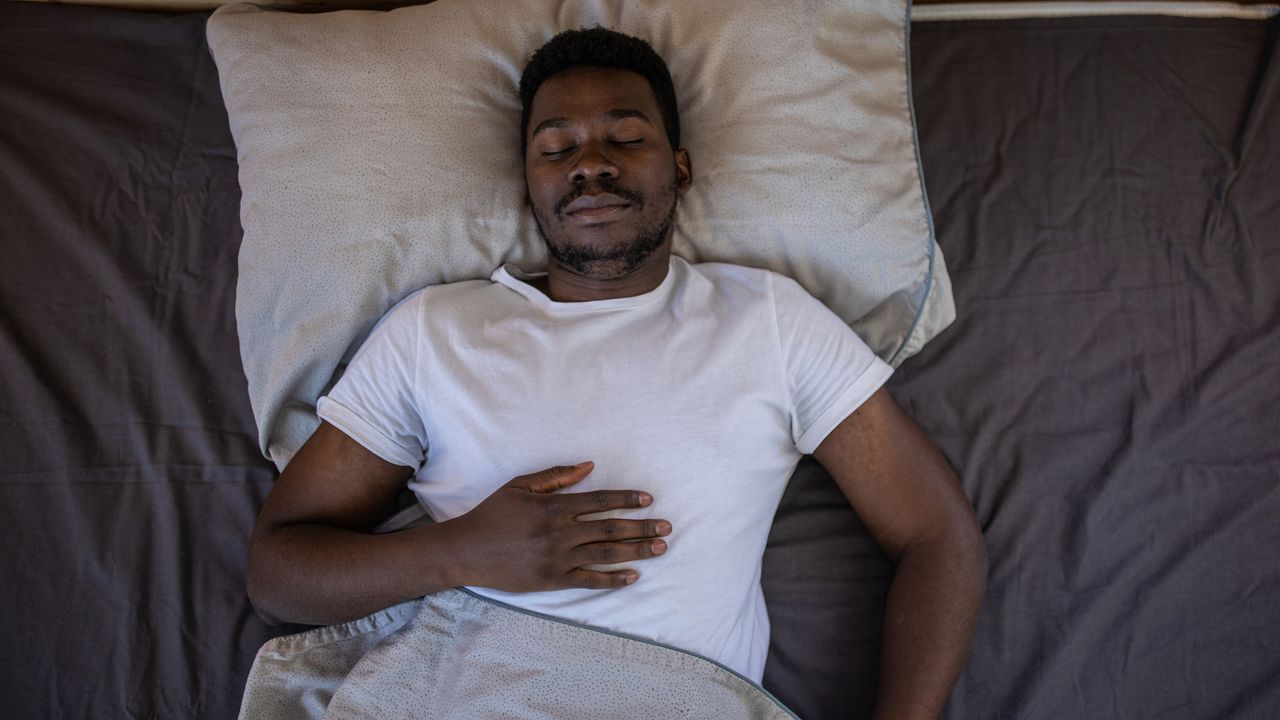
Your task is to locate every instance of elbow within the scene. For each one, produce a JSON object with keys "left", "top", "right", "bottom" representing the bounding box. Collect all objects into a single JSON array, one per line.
[
  {"left": 246, "top": 570, "right": 285, "bottom": 626},
  {"left": 971, "top": 528, "right": 990, "bottom": 595},
  {"left": 910, "top": 514, "right": 988, "bottom": 598},
  {"left": 245, "top": 532, "right": 288, "bottom": 626},
  {"left": 941, "top": 493, "right": 989, "bottom": 590},
  {"left": 954, "top": 516, "right": 989, "bottom": 600}
]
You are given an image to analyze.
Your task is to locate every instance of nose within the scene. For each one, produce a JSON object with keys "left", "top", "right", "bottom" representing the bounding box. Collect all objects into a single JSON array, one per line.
[{"left": 569, "top": 140, "right": 618, "bottom": 184}]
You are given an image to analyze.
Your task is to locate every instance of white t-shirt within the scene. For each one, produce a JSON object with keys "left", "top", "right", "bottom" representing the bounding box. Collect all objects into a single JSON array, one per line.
[{"left": 317, "top": 256, "right": 892, "bottom": 682}]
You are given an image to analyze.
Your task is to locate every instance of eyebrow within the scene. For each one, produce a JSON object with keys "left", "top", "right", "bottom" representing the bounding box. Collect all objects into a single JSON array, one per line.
[{"left": 531, "top": 109, "right": 655, "bottom": 138}]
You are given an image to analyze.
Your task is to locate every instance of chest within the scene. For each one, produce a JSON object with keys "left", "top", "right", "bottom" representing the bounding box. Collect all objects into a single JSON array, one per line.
[{"left": 409, "top": 305, "right": 798, "bottom": 520}]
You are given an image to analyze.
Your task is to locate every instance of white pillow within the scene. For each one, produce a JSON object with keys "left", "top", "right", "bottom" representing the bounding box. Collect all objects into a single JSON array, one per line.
[{"left": 206, "top": 0, "right": 953, "bottom": 470}]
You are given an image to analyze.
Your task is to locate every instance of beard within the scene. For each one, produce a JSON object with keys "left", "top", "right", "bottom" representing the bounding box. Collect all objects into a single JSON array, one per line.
[{"left": 533, "top": 174, "right": 680, "bottom": 281}]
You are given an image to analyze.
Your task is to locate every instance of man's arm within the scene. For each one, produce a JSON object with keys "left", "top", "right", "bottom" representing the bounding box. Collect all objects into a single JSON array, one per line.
[
  {"left": 811, "top": 387, "right": 987, "bottom": 720},
  {"left": 247, "top": 421, "right": 672, "bottom": 626}
]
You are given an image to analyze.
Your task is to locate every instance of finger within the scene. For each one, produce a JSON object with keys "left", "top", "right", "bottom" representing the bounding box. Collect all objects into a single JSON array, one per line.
[
  {"left": 563, "top": 568, "right": 639, "bottom": 590},
  {"left": 574, "top": 518, "right": 672, "bottom": 545},
  {"left": 507, "top": 462, "right": 593, "bottom": 493},
  {"left": 572, "top": 539, "right": 668, "bottom": 566},
  {"left": 562, "top": 488, "right": 653, "bottom": 516}
]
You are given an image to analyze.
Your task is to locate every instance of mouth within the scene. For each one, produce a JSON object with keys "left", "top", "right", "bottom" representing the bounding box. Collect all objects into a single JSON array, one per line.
[
  {"left": 568, "top": 203, "right": 633, "bottom": 223},
  {"left": 560, "top": 191, "right": 636, "bottom": 224}
]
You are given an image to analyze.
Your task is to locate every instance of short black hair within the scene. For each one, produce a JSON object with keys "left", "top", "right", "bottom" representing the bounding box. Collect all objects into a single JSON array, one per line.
[{"left": 519, "top": 27, "right": 680, "bottom": 157}]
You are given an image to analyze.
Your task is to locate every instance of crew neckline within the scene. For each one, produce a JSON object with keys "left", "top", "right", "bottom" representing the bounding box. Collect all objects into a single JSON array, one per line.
[{"left": 492, "top": 256, "right": 683, "bottom": 313}]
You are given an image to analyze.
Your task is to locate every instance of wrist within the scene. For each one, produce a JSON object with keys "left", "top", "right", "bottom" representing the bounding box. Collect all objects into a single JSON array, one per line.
[{"left": 403, "top": 517, "right": 473, "bottom": 592}]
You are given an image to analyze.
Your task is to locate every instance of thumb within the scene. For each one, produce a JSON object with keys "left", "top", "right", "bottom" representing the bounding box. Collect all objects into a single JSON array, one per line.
[{"left": 508, "top": 461, "right": 594, "bottom": 493}]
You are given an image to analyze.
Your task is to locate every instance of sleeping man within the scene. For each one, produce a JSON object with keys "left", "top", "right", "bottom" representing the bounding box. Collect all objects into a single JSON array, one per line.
[{"left": 247, "top": 27, "right": 986, "bottom": 720}]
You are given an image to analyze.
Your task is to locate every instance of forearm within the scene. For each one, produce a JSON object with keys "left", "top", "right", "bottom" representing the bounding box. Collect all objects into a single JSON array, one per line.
[
  {"left": 247, "top": 520, "right": 469, "bottom": 626},
  {"left": 871, "top": 533, "right": 987, "bottom": 720}
]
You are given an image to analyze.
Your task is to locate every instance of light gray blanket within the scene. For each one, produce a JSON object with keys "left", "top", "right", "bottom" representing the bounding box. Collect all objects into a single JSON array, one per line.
[{"left": 240, "top": 588, "right": 800, "bottom": 719}]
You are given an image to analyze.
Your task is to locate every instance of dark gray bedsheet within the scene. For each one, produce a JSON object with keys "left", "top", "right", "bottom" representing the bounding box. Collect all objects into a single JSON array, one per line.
[
  {"left": 764, "top": 15, "right": 1280, "bottom": 720},
  {"left": 1, "top": 3, "right": 1276, "bottom": 719},
  {"left": 922, "top": 17, "right": 1279, "bottom": 718},
  {"left": 0, "top": 6, "right": 287, "bottom": 719}
]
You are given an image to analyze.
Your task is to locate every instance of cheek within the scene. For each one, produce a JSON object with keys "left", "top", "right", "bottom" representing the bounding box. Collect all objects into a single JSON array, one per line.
[
  {"left": 639, "top": 159, "right": 676, "bottom": 193},
  {"left": 529, "top": 192, "right": 564, "bottom": 228},
  {"left": 527, "top": 165, "right": 563, "bottom": 193},
  {"left": 525, "top": 176, "right": 556, "bottom": 214},
  {"left": 533, "top": 188, "right": 558, "bottom": 214}
]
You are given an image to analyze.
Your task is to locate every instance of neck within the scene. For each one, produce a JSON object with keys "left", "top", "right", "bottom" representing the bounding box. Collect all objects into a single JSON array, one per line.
[{"left": 534, "top": 242, "right": 673, "bottom": 302}]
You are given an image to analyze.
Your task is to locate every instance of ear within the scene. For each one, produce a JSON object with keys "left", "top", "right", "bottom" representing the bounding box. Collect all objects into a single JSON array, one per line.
[{"left": 674, "top": 148, "right": 692, "bottom": 192}]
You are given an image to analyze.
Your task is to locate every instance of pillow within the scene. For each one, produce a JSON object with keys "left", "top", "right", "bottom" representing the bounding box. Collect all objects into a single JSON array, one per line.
[{"left": 206, "top": 0, "right": 953, "bottom": 470}]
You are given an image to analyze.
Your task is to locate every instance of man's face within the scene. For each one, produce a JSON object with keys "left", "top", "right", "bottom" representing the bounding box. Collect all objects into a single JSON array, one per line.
[{"left": 525, "top": 66, "right": 691, "bottom": 280}]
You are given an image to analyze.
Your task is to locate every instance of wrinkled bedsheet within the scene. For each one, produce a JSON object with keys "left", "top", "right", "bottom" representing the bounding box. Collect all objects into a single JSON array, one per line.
[
  {"left": 889, "top": 14, "right": 1280, "bottom": 720},
  {"left": 239, "top": 588, "right": 796, "bottom": 720},
  {"left": 1, "top": 3, "right": 1277, "bottom": 719}
]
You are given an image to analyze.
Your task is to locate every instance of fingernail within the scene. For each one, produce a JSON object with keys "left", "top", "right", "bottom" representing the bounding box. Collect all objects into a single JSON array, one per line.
[
  {"left": 637, "top": 493, "right": 652, "bottom": 506},
  {"left": 626, "top": 572, "right": 638, "bottom": 584},
  {"left": 656, "top": 521, "right": 672, "bottom": 535},
  {"left": 574, "top": 461, "right": 591, "bottom": 468},
  {"left": 651, "top": 540, "right": 667, "bottom": 554}
]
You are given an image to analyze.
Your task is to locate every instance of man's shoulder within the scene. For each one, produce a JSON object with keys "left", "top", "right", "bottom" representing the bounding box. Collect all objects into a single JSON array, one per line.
[
  {"left": 408, "top": 276, "right": 508, "bottom": 308},
  {"left": 682, "top": 259, "right": 795, "bottom": 301},
  {"left": 414, "top": 277, "right": 498, "bottom": 302},
  {"left": 686, "top": 257, "right": 762, "bottom": 285},
  {"left": 682, "top": 259, "right": 832, "bottom": 322},
  {"left": 376, "top": 277, "right": 505, "bottom": 328}
]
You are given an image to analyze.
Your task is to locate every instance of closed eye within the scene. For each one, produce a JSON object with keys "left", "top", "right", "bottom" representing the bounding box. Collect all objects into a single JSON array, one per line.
[
  {"left": 615, "top": 138, "right": 643, "bottom": 145},
  {"left": 542, "top": 146, "right": 576, "bottom": 157}
]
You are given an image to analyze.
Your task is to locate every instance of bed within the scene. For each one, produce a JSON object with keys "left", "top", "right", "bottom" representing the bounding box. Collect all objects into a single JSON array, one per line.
[{"left": 1, "top": 1, "right": 1277, "bottom": 717}]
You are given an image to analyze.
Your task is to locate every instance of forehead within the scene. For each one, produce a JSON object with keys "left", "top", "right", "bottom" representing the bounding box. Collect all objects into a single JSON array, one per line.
[{"left": 528, "top": 66, "right": 660, "bottom": 127}]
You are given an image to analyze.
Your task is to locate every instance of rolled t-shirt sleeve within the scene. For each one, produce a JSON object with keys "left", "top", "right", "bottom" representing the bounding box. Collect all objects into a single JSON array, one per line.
[
  {"left": 771, "top": 273, "right": 894, "bottom": 454},
  {"left": 316, "top": 291, "right": 428, "bottom": 470}
]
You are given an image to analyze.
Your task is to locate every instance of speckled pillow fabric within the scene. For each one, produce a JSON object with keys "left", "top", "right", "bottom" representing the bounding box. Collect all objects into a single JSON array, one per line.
[{"left": 206, "top": 0, "right": 953, "bottom": 470}]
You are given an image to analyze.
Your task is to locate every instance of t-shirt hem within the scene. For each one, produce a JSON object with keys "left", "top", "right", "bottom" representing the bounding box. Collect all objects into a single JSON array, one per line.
[
  {"left": 794, "top": 359, "right": 894, "bottom": 454},
  {"left": 316, "top": 396, "right": 421, "bottom": 470}
]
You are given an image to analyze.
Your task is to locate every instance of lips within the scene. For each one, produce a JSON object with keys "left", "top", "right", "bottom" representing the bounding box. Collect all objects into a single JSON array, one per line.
[{"left": 565, "top": 193, "right": 632, "bottom": 215}]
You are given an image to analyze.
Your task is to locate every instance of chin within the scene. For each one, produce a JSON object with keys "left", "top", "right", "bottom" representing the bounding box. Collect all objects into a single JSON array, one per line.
[
  {"left": 573, "top": 262, "right": 635, "bottom": 281},
  {"left": 538, "top": 209, "right": 674, "bottom": 281},
  {"left": 554, "top": 250, "right": 655, "bottom": 281}
]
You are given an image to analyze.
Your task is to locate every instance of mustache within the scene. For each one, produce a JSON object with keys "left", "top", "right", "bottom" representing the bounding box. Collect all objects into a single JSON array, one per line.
[{"left": 553, "top": 179, "right": 645, "bottom": 218}]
